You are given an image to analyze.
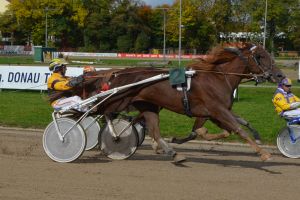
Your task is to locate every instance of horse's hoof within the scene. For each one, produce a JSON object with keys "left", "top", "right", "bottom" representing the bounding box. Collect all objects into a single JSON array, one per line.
[
  {"left": 151, "top": 140, "right": 161, "bottom": 154},
  {"left": 173, "top": 154, "right": 187, "bottom": 163},
  {"left": 260, "top": 152, "right": 272, "bottom": 161},
  {"left": 255, "top": 140, "right": 262, "bottom": 145},
  {"left": 155, "top": 149, "right": 164, "bottom": 154},
  {"left": 195, "top": 127, "right": 208, "bottom": 137},
  {"left": 170, "top": 137, "right": 176, "bottom": 143},
  {"left": 221, "top": 130, "right": 230, "bottom": 138}
]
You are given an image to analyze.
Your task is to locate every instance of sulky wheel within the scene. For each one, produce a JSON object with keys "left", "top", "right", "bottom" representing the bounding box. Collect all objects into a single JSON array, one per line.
[
  {"left": 80, "top": 116, "right": 101, "bottom": 150},
  {"left": 43, "top": 118, "right": 86, "bottom": 163},
  {"left": 134, "top": 122, "right": 145, "bottom": 146},
  {"left": 277, "top": 126, "right": 300, "bottom": 158},
  {"left": 99, "top": 118, "right": 138, "bottom": 160}
]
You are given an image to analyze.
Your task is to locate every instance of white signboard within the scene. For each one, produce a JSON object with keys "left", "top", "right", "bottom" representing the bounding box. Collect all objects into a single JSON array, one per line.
[{"left": 0, "top": 65, "right": 100, "bottom": 90}]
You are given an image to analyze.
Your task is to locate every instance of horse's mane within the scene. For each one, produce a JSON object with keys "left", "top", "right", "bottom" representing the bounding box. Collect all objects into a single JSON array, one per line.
[{"left": 188, "top": 42, "right": 253, "bottom": 70}]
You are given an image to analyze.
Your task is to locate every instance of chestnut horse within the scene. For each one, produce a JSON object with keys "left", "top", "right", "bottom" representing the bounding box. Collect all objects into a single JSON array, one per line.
[{"left": 80, "top": 42, "right": 283, "bottom": 163}]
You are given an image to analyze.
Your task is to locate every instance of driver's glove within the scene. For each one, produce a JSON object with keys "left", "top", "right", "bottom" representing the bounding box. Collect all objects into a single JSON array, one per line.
[{"left": 67, "top": 75, "right": 84, "bottom": 87}]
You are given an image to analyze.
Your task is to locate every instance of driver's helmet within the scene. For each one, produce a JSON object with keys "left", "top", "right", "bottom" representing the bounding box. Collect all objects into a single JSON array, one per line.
[
  {"left": 83, "top": 65, "right": 96, "bottom": 73},
  {"left": 281, "top": 78, "right": 292, "bottom": 86},
  {"left": 49, "top": 58, "right": 68, "bottom": 71}
]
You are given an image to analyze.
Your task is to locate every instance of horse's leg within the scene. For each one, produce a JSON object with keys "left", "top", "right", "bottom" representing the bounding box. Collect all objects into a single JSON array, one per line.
[
  {"left": 195, "top": 128, "right": 230, "bottom": 141},
  {"left": 170, "top": 117, "right": 206, "bottom": 144},
  {"left": 142, "top": 111, "right": 186, "bottom": 163},
  {"left": 193, "top": 118, "right": 230, "bottom": 141},
  {"left": 211, "top": 109, "right": 271, "bottom": 161},
  {"left": 193, "top": 115, "right": 260, "bottom": 142},
  {"left": 170, "top": 117, "right": 230, "bottom": 144},
  {"left": 234, "top": 114, "right": 262, "bottom": 144}
]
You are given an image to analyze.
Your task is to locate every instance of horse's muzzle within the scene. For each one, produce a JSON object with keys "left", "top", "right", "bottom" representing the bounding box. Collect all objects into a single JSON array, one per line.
[{"left": 267, "top": 71, "right": 285, "bottom": 83}]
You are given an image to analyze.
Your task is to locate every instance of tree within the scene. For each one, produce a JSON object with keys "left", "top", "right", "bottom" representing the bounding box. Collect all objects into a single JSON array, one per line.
[
  {"left": 1, "top": 0, "right": 298, "bottom": 52},
  {"left": 134, "top": 31, "right": 150, "bottom": 52},
  {"left": 117, "top": 35, "right": 133, "bottom": 52},
  {"left": 109, "top": 0, "right": 153, "bottom": 52},
  {"left": 81, "top": 0, "right": 112, "bottom": 51},
  {"left": 166, "top": 0, "right": 216, "bottom": 53},
  {"left": 245, "top": 0, "right": 299, "bottom": 52},
  {"left": 285, "top": 1, "right": 300, "bottom": 50},
  {"left": 0, "top": 11, "right": 22, "bottom": 45},
  {"left": 6, "top": 0, "right": 87, "bottom": 48}
]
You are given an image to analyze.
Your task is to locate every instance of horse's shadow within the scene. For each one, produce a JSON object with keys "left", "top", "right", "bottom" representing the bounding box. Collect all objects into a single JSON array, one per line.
[
  {"left": 131, "top": 145, "right": 300, "bottom": 174},
  {"left": 75, "top": 145, "right": 300, "bottom": 175}
]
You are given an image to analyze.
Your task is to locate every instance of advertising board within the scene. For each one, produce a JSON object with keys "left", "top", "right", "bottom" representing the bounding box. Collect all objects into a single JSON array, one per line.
[{"left": 0, "top": 65, "right": 105, "bottom": 90}]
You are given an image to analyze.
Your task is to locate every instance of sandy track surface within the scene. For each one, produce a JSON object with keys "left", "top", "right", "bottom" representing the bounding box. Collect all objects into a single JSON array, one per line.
[{"left": 1, "top": 127, "right": 300, "bottom": 200}]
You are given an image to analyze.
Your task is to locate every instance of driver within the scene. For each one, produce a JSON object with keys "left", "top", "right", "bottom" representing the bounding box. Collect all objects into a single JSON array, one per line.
[
  {"left": 272, "top": 78, "right": 300, "bottom": 118},
  {"left": 47, "top": 58, "right": 86, "bottom": 112}
]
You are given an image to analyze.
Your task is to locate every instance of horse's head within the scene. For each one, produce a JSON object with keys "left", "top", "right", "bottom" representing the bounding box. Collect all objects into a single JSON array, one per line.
[{"left": 246, "top": 44, "right": 285, "bottom": 83}]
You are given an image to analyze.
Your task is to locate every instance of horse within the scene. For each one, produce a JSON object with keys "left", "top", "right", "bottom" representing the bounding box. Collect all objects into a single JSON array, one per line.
[{"left": 79, "top": 42, "right": 283, "bottom": 163}]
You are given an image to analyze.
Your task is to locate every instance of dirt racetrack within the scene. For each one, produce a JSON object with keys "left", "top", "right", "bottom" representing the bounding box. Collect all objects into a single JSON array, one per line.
[{"left": 1, "top": 127, "right": 300, "bottom": 200}]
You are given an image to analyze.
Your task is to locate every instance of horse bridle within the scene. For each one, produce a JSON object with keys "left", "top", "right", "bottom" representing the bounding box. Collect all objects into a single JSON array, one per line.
[
  {"left": 213, "top": 45, "right": 274, "bottom": 88},
  {"left": 248, "top": 45, "right": 275, "bottom": 81}
]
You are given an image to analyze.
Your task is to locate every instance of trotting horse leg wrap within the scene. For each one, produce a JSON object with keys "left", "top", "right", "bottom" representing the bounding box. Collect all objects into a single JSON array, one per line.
[{"left": 158, "top": 138, "right": 176, "bottom": 157}]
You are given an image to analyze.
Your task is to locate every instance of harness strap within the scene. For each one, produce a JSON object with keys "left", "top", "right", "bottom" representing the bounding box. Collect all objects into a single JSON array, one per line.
[
  {"left": 182, "top": 85, "right": 193, "bottom": 117},
  {"left": 216, "top": 65, "right": 233, "bottom": 92}
]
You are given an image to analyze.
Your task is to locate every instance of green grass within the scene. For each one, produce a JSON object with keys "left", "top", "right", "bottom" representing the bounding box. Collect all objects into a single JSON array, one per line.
[
  {"left": 0, "top": 91, "right": 52, "bottom": 128},
  {"left": 1, "top": 86, "right": 297, "bottom": 145},
  {"left": 0, "top": 56, "right": 35, "bottom": 65}
]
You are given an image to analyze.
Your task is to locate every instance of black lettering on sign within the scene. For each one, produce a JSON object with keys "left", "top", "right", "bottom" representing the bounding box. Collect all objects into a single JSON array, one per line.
[
  {"left": 8, "top": 72, "right": 14, "bottom": 82},
  {"left": 7, "top": 72, "right": 41, "bottom": 83},
  {"left": 0, "top": 73, "right": 2, "bottom": 82},
  {"left": 33, "top": 73, "right": 40, "bottom": 83},
  {"left": 14, "top": 72, "right": 20, "bottom": 82},
  {"left": 20, "top": 73, "right": 28, "bottom": 82},
  {"left": 44, "top": 73, "right": 51, "bottom": 83},
  {"left": 27, "top": 73, "right": 41, "bottom": 83}
]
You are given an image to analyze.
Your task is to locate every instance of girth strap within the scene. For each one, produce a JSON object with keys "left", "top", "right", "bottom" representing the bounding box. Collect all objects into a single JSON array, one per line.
[
  {"left": 169, "top": 68, "right": 195, "bottom": 118},
  {"left": 181, "top": 85, "right": 193, "bottom": 117}
]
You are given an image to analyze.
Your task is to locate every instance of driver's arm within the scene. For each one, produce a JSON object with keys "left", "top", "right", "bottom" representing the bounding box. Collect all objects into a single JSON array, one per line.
[
  {"left": 53, "top": 79, "right": 73, "bottom": 90},
  {"left": 48, "top": 75, "right": 72, "bottom": 91},
  {"left": 273, "top": 93, "right": 291, "bottom": 111},
  {"left": 293, "top": 95, "right": 300, "bottom": 102}
]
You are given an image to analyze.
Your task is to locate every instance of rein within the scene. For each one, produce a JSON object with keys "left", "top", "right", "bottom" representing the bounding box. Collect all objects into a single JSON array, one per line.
[
  {"left": 193, "top": 69, "right": 264, "bottom": 78},
  {"left": 84, "top": 69, "right": 264, "bottom": 79}
]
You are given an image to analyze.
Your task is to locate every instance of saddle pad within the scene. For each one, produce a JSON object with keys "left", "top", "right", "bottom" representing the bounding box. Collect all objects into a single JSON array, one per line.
[{"left": 169, "top": 68, "right": 186, "bottom": 86}]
